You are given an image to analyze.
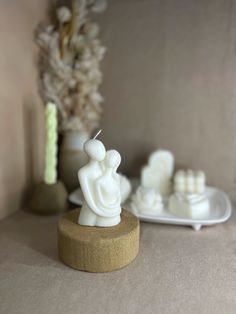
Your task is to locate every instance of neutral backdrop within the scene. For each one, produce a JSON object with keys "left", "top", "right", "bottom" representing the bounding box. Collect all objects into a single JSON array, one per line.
[{"left": 1, "top": 0, "right": 236, "bottom": 219}]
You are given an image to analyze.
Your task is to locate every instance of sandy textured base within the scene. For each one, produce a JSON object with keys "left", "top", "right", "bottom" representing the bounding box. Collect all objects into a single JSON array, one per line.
[
  {"left": 30, "top": 181, "right": 68, "bottom": 215},
  {"left": 58, "top": 208, "right": 140, "bottom": 272}
]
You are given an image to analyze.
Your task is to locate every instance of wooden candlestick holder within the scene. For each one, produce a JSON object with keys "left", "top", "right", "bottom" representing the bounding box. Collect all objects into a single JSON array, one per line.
[
  {"left": 30, "top": 180, "right": 68, "bottom": 215},
  {"left": 57, "top": 208, "right": 140, "bottom": 272}
]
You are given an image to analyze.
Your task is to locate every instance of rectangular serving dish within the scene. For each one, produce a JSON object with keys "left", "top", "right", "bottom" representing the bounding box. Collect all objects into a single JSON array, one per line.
[{"left": 124, "top": 187, "right": 232, "bottom": 231}]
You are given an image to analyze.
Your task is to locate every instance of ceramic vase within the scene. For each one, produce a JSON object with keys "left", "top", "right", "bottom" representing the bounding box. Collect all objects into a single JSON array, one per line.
[{"left": 59, "top": 131, "right": 89, "bottom": 192}]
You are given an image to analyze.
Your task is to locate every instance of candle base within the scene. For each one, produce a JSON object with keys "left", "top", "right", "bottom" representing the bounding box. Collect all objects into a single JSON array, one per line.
[
  {"left": 58, "top": 208, "right": 140, "bottom": 272},
  {"left": 30, "top": 180, "right": 68, "bottom": 215}
]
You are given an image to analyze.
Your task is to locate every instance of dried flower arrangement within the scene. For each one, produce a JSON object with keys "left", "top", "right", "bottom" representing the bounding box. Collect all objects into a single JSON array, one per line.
[{"left": 35, "top": 0, "right": 107, "bottom": 134}]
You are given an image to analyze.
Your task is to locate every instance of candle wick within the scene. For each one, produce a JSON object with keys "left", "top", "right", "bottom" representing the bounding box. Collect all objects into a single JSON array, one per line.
[{"left": 93, "top": 129, "right": 102, "bottom": 140}]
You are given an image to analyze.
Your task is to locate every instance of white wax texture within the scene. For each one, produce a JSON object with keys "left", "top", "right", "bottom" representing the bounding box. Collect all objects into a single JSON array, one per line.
[
  {"left": 78, "top": 139, "right": 122, "bottom": 227},
  {"left": 169, "top": 193, "right": 210, "bottom": 219},
  {"left": 141, "top": 150, "right": 174, "bottom": 195},
  {"left": 131, "top": 186, "right": 163, "bottom": 215},
  {"left": 44, "top": 102, "right": 58, "bottom": 184},
  {"left": 174, "top": 170, "right": 206, "bottom": 194}
]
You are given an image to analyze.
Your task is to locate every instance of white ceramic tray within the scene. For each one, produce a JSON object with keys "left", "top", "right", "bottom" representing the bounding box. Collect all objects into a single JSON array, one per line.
[
  {"left": 124, "top": 187, "right": 232, "bottom": 231},
  {"left": 69, "top": 180, "right": 232, "bottom": 231},
  {"left": 69, "top": 188, "right": 84, "bottom": 206}
]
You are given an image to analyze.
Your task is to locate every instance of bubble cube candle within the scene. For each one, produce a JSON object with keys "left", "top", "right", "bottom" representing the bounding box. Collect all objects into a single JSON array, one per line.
[
  {"left": 169, "top": 170, "right": 209, "bottom": 219},
  {"left": 174, "top": 170, "right": 206, "bottom": 194}
]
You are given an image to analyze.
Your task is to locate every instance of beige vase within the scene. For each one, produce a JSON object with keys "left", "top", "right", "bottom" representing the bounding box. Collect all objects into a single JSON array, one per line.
[{"left": 59, "top": 131, "right": 89, "bottom": 192}]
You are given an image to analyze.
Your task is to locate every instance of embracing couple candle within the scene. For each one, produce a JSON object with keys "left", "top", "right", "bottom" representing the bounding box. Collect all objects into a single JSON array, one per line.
[{"left": 78, "top": 130, "right": 122, "bottom": 227}]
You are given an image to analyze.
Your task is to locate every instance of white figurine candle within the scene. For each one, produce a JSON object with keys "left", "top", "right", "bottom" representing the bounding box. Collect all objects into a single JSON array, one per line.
[
  {"left": 78, "top": 131, "right": 122, "bottom": 227},
  {"left": 44, "top": 102, "right": 58, "bottom": 184}
]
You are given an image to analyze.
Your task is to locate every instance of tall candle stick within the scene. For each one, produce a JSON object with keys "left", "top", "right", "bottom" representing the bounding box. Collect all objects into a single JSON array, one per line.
[{"left": 44, "top": 102, "right": 58, "bottom": 184}]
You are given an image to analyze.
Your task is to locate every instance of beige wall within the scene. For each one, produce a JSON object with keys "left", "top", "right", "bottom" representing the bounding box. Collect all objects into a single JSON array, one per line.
[
  {"left": 1, "top": 0, "right": 236, "bottom": 219},
  {"left": 99, "top": 0, "right": 236, "bottom": 198},
  {"left": 0, "top": 0, "right": 49, "bottom": 220}
]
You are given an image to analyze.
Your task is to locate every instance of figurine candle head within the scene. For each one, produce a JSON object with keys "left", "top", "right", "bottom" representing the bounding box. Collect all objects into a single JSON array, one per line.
[
  {"left": 84, "top": 139, "right": 106, "bottom": 161},
  {"left": 104, "top": 150, "right": 121, "bottom": 171},
  {"left": 78, "top": 135, "right": 122, "bottom": 227}
]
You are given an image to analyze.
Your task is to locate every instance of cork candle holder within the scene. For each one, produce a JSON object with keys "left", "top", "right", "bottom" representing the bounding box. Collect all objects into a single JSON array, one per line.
[{"left": 57, "top": 208, "right": 140, "bottom": 272}]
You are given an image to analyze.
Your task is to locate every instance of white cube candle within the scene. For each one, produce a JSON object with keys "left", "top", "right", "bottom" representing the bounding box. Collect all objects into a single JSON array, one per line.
[{"left": 169, "top": 193, "right": 210, "bottom": 219}]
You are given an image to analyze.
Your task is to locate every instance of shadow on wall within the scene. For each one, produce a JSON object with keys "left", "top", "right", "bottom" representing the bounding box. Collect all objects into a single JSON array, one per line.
[{"left": 22, "top": 97, "right": 44, "bottom": 208}]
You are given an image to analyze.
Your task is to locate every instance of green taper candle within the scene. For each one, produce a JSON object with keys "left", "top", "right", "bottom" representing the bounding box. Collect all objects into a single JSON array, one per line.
[{"left": 44, "top": 102, "right": 58, "bottom": 184}]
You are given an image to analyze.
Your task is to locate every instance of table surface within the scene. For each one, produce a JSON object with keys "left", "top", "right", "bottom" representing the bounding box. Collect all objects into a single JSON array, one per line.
[{"left": 1, "top": 208, "right": 236, "bottom": 314}]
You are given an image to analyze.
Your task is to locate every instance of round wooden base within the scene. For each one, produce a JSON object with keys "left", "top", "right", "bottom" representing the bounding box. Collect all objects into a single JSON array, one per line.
[{"left": 58, "top": 208, "right": 140, "bottom": 272}]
